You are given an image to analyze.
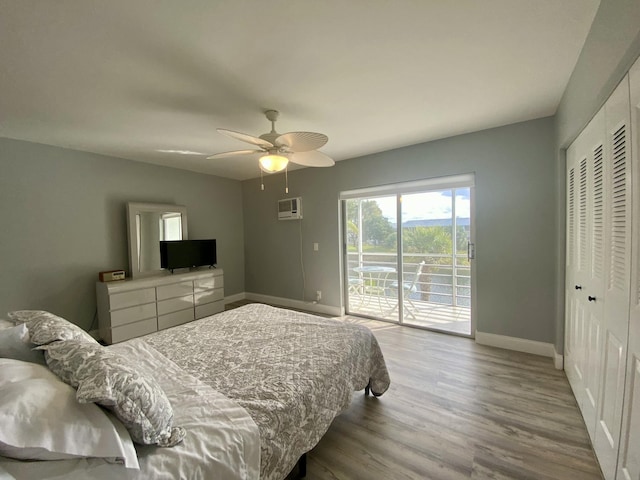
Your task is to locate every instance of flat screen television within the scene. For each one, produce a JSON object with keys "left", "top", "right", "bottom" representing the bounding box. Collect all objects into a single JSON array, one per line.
[{"left": 160, "top": 239, "right": 217, "bottom": 272}]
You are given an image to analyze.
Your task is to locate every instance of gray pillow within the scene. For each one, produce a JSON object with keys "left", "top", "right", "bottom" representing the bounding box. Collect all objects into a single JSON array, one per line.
[
  {"left": 6, "top": 310, "right": 49, "bottom": 325},
  {"left": 7, "top": 310, "right": 97, "bottom": 345},
  {"left": 39, "top": 340, "right": 185, "bottom": 447},
  {"left": 0, "top": 323, "right": 46, "bottom": 365}
]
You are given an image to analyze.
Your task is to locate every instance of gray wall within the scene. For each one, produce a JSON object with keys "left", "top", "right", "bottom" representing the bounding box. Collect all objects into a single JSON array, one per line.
[
  {"left": 553, "top": 0, "right": 640, "bottom": 352},
  {"left": 0, "top": 137, "right": 244, "bottom": 330},
  {"left": 556, "top": 0, "right": 640, "bottom": 148},
  {"left": 243, "top": 117, "right": 557, "bottom": 344},
  {"left": 5, "top": 1, "right": 639, "bottom": 349}
]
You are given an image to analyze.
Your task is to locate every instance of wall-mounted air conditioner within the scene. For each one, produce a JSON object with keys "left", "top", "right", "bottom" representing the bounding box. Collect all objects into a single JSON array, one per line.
[{"left": 278, "top": 197, "right": 302, "bottom": 220}]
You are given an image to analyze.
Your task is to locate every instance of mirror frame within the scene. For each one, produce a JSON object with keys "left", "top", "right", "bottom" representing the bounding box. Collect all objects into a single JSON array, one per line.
[{"left": 126, "top": 202, "right": 188, "bottom": 278}]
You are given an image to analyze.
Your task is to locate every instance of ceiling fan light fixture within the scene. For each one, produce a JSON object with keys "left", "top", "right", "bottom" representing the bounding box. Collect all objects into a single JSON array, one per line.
[
  {"left": 259, "top": 153, "right": 289, "bottom": 173},
  {"left": 211, "top": 111, "right": 334, "bottom": 183}
]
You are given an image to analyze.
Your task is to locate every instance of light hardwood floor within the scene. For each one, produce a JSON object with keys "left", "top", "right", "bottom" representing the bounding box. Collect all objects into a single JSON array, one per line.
[{"left": 227, "top": 301, "right": 602, "bottom": 480}]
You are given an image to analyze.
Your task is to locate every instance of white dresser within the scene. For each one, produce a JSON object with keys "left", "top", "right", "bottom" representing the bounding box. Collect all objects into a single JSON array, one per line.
[{"left": 97, "top": 269, "right": 224, "bottom": 344}]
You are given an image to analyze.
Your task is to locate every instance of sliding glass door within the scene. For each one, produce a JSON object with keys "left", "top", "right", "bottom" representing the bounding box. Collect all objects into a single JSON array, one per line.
[
  {"left": 342, "top": 176, "right": 474, "bottom": 336},
  {"left": 399, "top": 189, "right": 471, "bottom": 334},
  {"left": 345, "top": 195, "right": 400, "bottom": 323}
]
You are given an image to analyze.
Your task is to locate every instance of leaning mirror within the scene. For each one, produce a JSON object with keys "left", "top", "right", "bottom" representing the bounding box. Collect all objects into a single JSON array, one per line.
[{"left": 126, "top": 202, "right": 188, "bottom": 278}]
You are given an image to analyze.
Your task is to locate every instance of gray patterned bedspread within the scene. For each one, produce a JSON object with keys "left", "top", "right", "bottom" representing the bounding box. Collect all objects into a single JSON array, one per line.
[{"left": 142, "top": 303, "right": 390, "bottom": 480}]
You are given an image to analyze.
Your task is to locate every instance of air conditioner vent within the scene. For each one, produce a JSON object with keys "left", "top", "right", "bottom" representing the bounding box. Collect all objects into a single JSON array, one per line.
[{"left": 278, "top": 197, "right": 302, "bottom": 220}]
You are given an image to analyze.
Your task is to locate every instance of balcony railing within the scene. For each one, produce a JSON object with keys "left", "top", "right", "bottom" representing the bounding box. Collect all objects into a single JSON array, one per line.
[{"left": 346, "top": 251, "right": 470, "bottom": 308}]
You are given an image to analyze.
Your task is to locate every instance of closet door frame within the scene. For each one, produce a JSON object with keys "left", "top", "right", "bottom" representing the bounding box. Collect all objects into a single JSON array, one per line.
[
  {"left": 593, "top": 75, "right": 632, "bottom": 480},
  {"left": 616, "top": 57, "right": 640, "bottom": 480},
  {"left": 564, "top": 72, "right": 634, "bottom": 480}
]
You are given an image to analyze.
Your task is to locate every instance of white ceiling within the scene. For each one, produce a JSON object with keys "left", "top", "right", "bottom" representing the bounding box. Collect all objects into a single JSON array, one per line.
[{"left": 0, "top": 1, "right": 599, "bottom": 181}]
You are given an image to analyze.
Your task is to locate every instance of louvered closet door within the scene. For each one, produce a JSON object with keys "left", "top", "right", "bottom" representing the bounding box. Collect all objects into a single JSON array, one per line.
[
  {"left": 616, "top": 58, "right": 640, "bottom": 480},
  {"left": 565, "top": 137, "right": 583, "bottom": 398},
  {"left": 582, "top": 111, "right": 607, "bottom": 439},
  {"left": 564, "top": 110, "right": 607, "bottom": 440},
  {"left": 593, "top": 77, "right": 632, "bottom": 480}
]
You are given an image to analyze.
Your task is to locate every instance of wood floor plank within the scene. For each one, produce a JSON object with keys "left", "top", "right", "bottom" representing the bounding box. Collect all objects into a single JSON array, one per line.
[{"left": 309, "top": 318, "right": 601, "bottom": 479}]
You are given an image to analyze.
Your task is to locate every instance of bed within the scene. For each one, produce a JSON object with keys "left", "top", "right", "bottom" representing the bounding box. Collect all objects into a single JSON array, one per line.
[{"left": 0, "top": 303, "right": 390, "bottom": 480}]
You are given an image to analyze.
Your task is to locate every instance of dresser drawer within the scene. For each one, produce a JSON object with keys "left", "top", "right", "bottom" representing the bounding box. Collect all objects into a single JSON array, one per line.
[
  {"left": 156, "top": 281, "right": 193, "bottom": 301},
  {"left": 158, "top": 308, "right": 195, "bottom": 330},
  {"left": 195, "top": 300, "right": 224, "bottom": 319},
  {"left": 157, "top": 294, "right": 193, "bottom": 316},
  {"left": 96, "top": 270, "right": 224, "bottom": 344},
  {"left": 194, "top": 288, "right": 224, "bottom": 306},
  {"left": 110, "top": 288, "right": 156, "bottom": 310},
  {"left": 194, "top": 275, "right": 224, "bottom": 292},
  {"left": 111, "top": 317, "right": 157, "bottom": 343},
  {"left": 111, "top": 302, "right": 157, "bottom": 328}
]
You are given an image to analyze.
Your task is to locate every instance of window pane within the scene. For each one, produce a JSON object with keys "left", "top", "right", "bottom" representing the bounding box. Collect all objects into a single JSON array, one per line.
[{"left": 346, "top": 197, "right": 398, "bottom": 321}]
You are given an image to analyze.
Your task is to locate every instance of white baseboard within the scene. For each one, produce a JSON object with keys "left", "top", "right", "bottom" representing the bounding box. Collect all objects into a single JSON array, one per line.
[
  {"left": 224, "top": 292, "right": 247, "bottom": 304},
  {"left": 244, "top": 292, "right": 343, "bottom": 317},
  {"left": 476, "top": 331, "right": 558, "bottom": 365},
  {"left": 212, "top": 290, "right": 345, "bottom": 316},
  {"left": 554, "top": 349, "right": 564, "bottom": 370}
]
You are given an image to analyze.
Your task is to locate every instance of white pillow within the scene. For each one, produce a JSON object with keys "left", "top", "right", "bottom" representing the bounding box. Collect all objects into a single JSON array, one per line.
[
  {"left": 0, "top": 323, "right": 45, "bottom": 365},
  {"left": 0, "top": 319, "right": 14, "bottom": 330},
  {"left": 0, "top": 359, "right": 139, "bottom": 469}
]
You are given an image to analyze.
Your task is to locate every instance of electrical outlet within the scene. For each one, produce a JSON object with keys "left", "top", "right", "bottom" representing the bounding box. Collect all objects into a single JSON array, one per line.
[{"left": 316, "top": 290, "right": 322, "bottom": 302}]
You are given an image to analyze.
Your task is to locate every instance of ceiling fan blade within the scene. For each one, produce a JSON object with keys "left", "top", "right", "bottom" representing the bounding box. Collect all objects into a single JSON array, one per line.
[
  {"left": 206, "top": 149, "right": 262, "bottom": 160},
  {"left": 289, "top": 150, "right": 335, "bottom": 167},
  {"left": 275, "top": 131, "right": 328, "bottom": 152},
  {"left": 217, "top": 128, "right": 273, "bottom": 149}
]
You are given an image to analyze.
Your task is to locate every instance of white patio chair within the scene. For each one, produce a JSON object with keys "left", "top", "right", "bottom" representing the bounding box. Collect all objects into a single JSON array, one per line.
[
  {"left": 348, "top": 276, "right": 365, "bottom": 305},
  {"left": 388, "top": 261, "right": 425, "bottom": 319}
]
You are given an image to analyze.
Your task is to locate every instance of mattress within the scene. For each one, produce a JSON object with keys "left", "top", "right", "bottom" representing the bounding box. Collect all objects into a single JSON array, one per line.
[
  {"left": 0, "top": 303, "right": 390, "bottom": 480},
  {"left": 143, "top": 303, "right": 391, "bottom": 480},
  {"left": 0, "top": 338, "right": 260, "bottom": 479}
]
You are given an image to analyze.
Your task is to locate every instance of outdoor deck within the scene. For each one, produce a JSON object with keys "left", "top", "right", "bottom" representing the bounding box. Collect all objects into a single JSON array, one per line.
[{"left": 347, "top": 293, "right": 471, "bottom": 335}]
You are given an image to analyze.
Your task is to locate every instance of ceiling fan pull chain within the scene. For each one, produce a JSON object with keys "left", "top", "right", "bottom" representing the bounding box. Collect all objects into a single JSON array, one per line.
[
  {"left": 260, "top": 168, "right": 265, "bottom": 191},
  {"left": 285, "top": 166, "right": 289, "bottom": 194}
]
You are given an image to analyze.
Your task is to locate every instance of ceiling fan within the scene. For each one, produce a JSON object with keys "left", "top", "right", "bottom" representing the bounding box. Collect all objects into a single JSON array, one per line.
[{"left": 207, "top": 110, "right": 335, "bottom": 177}]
